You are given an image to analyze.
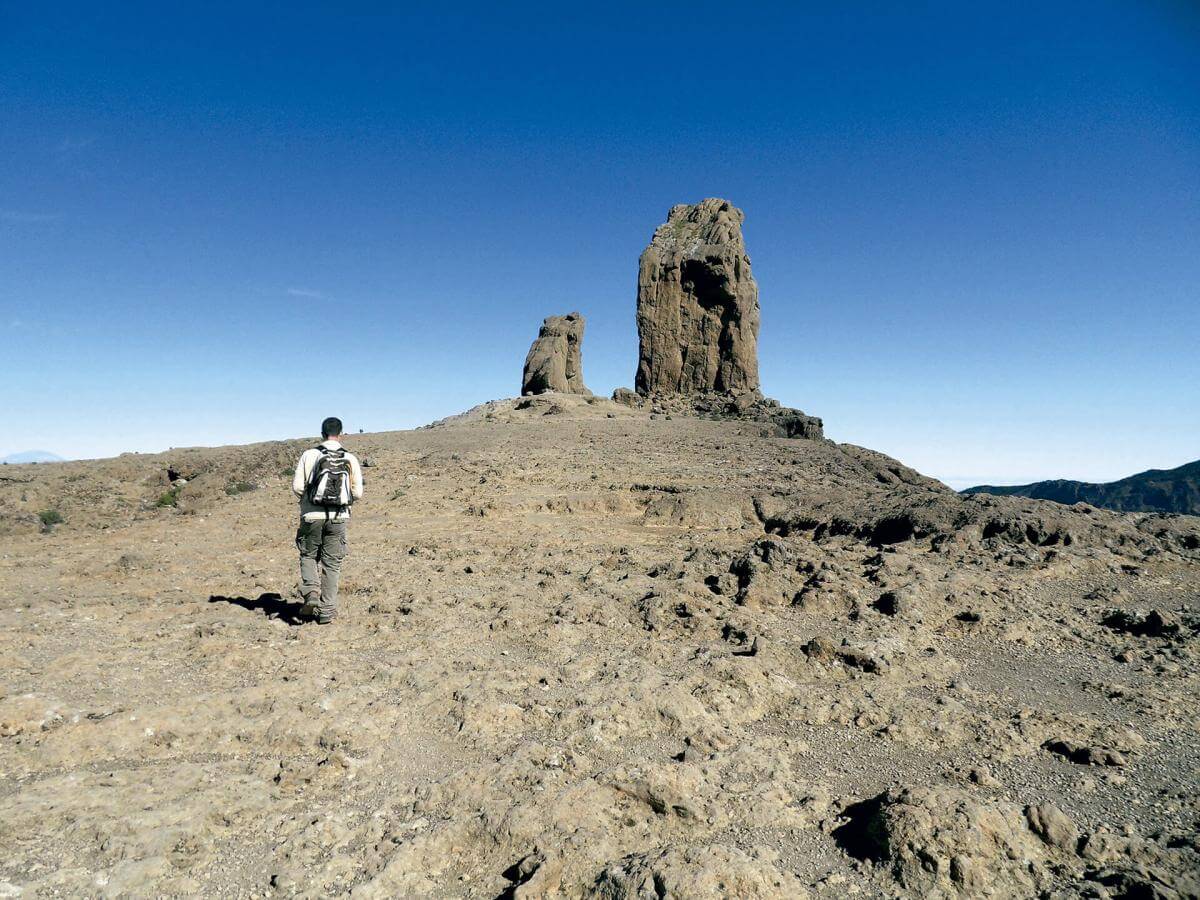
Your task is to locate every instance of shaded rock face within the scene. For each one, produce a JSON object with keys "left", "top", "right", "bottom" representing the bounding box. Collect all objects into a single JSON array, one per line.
[
  {"left": 521, "top": 312, "right": 590, "bottom": 396},
  {"left": 636, "top": 199, "right": 760, "bottom": 396}
]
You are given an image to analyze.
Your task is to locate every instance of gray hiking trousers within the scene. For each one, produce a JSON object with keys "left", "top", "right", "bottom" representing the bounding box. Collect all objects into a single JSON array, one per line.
[{"left": 296, "top": 519, "right": 348, "bottom": 617}]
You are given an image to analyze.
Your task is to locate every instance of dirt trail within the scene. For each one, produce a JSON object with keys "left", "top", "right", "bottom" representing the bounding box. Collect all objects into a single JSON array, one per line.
[{"left": 2, "top": 396, "right": 1198, "bottom": 897}]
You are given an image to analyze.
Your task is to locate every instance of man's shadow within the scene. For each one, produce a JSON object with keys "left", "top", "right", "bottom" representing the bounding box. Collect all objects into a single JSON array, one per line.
[{"left": 209, "top": 592, "right": 306, "bottom": 626}]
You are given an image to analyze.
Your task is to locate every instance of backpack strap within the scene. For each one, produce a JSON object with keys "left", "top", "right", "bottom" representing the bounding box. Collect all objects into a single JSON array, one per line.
[{"left": 305, "top": 446, "right": 328, "bottom": 502}]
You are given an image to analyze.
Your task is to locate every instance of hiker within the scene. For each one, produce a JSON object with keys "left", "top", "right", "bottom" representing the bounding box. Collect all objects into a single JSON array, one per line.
[{"left": 292, "top": 417, "right": 364, "bottom": 624}]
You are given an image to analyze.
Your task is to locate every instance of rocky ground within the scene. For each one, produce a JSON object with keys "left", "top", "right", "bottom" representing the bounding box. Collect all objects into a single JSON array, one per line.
[{"left": 1, "top": 393, "right": 1198, "bottom": 898}]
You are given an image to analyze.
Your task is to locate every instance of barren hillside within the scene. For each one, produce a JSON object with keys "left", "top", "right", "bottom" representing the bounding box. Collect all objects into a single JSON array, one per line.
[{"left": 1, "top": 395, "right": 1198, "bottom": 897}]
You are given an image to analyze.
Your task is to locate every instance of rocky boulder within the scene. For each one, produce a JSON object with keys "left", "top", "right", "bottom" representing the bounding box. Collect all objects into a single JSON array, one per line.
[
  {"left": 521, "top": 312, "right": 590, "bottom": 396},
  {"left": 610, "top": 388, "right": 825, "bottom": 440},
  {"left": 589, "top": 844, "right": 807, "bottom": 899},
  {"left": 832, "top": 786, "right": 1061, "bottom": 895},
  {"left": 636, "top": 199, "right": 760, "bottom": 395}
]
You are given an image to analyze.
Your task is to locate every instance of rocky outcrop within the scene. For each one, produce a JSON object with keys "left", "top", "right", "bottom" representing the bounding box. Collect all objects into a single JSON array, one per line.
[
  {"left": 832, "top": 787, "right": 1062, "bottom": 896},
  {"left": 611, "top": 389, "right": 825, "bottom": 440},
  {"left": 622, "top": 198, "right": 825, "bottom": 438},
  {"left": 521, "top": 312, "right": 590, "bottom": 396},
  {"left": 636, "top": 199, "right": 760, "bottom": 396},
  {"left": 590, "top": 845, "right": 807, "bottom": 899}
]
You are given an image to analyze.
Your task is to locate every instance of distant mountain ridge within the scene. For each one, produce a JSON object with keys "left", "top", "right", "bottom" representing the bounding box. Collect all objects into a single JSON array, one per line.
[
  {"left": 963, "top": 459, "right": 1200, "bottom": 515},
  {"left": 1, "top": 450, "right": 65, "bottom": 465}
]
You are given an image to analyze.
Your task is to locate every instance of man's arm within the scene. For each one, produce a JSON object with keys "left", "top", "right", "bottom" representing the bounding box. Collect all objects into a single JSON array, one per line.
[
  {"left": 350, "top": 454, "right": 364, "bottom": 501},
  {"left": 292, "top": 452, "right": 310, "bottom": 499}
]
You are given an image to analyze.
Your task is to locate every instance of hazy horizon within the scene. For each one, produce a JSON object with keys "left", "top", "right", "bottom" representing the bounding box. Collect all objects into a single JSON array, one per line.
[
  {"left": 4, "top": 421, "right": 1196, "bottom": 495},
  {"left": 3, "top": 2, "right": 1197, "bottom": 487}
]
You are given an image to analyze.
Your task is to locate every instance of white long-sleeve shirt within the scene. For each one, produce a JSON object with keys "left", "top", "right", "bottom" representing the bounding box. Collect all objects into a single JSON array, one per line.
[{"left": 292, "top": 440, "right": 364, "bottom": 522}]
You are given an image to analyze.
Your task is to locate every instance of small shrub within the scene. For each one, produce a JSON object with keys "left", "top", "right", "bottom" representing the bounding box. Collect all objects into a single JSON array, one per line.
[
  {"left": 157, "top": 488, "right": 180, "bottom": 508},
  {"left": 225, "top": 481, "right": 256, "bottom": 496},
  {"left": 39, "top": 509, "right": 64, "bottom": 528}
]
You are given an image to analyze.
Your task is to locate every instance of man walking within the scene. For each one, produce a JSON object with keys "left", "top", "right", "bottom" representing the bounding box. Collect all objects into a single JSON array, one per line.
[{"left": 292, "top": 417, "right": 364, "bottom": 624}]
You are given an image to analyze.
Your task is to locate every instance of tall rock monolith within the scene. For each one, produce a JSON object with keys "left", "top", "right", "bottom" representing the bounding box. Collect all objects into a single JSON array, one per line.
[
  {"left": 635, "top": 199, "right": 760, "bottom": 395},
  {"left": 521, "top": 312, "right": 590, "bottom": 396}
]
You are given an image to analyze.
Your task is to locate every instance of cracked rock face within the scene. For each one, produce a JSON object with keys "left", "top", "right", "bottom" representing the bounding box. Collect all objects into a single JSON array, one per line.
[
  {"left": 521, "top": 312, "right": 590, "bottom": 396},
  {"left": 636, "top": 198, "right": 760, "bottom": 396}
]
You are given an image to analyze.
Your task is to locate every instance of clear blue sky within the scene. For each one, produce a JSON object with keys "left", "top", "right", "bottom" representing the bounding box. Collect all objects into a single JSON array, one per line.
[{"left": 2, "top": 2, "right": 1197, "bottom": 487}]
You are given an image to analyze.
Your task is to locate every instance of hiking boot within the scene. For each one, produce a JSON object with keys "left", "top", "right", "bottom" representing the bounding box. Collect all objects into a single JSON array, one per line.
[
  {"left": 298, "top": 595, "right": 319, "bottom": 621},
  {"left": 315, "top": 612, "right": 336, "bottom": 625}
]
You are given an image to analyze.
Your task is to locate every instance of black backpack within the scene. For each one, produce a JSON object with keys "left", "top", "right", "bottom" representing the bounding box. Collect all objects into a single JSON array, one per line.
[{"left": 306, "top": 446, "right": 354, "bottom": 511}]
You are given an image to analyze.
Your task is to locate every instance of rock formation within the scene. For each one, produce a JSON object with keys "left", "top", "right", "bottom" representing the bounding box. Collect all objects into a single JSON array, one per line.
[
  {"left": 635, "top": 199, "right": 760, "bottom": 395},
  {"left": 521, "top": 312, "right": 590, "bottom": 396},
  {"left": 833, "top": 787, "right": 1064, "bottom": 896}
]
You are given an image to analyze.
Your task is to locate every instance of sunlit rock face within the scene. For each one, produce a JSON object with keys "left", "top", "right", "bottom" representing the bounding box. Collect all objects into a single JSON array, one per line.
[{"left": 635, "top": 198, "right": 760, "bottom": 396}]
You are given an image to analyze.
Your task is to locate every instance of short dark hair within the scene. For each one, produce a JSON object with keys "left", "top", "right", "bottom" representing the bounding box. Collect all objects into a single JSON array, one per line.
[{"left": 321, "top": 417, "right": 343, "bottom": 439}]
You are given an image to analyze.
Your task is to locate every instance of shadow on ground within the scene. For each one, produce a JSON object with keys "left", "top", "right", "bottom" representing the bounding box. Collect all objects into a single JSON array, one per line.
[
  {"left": 209, "top": 592, "right": 305, "bottom": 626},
  {"left": 830, "top": 792, "right": 888, "bottom": 862}
]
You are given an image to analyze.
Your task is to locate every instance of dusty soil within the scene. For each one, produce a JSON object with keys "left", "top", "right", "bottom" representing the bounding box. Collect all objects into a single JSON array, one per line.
[{"left": 1, "top": 394, "right": 1198, "bottom": 898}]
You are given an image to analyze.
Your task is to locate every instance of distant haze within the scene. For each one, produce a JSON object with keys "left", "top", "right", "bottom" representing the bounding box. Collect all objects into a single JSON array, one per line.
[{"left": 1, "top": 451, "right": 66, "bottom": 465}]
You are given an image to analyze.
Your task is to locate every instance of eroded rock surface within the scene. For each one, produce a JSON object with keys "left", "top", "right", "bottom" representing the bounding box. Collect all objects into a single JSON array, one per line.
[
  {"left": 832, "top": 787, "right": 1057, "bottom": 895},
  {"left": 590, "top": 845, "right": 807, "bottom": 899},
  {"left": 1, "top": 396, "right": 1198, "bottom": 897},
  {"left": 521, "top": 311, "right": 589, "bottom": 396},
  {"left": 614, "top": 388, "right": 825, "bottom": 441},
  {"left": 636, "top": 199, "right": 760, "bottom": 396}
]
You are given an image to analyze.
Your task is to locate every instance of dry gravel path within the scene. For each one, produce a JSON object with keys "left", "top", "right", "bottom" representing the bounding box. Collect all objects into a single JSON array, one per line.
[{"left": 1, "top": 396, "right": 1198, "bottom": 897}]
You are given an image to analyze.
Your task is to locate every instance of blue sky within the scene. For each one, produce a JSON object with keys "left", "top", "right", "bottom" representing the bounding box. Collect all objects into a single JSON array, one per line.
[{"left": 2, "top": 2, "right": 1197, "bottom": 487}]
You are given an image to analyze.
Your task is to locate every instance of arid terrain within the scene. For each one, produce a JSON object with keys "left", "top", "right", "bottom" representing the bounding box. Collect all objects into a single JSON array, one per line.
[{"left": 2, "top": 394, "right": 1199, "bottom": 898}]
